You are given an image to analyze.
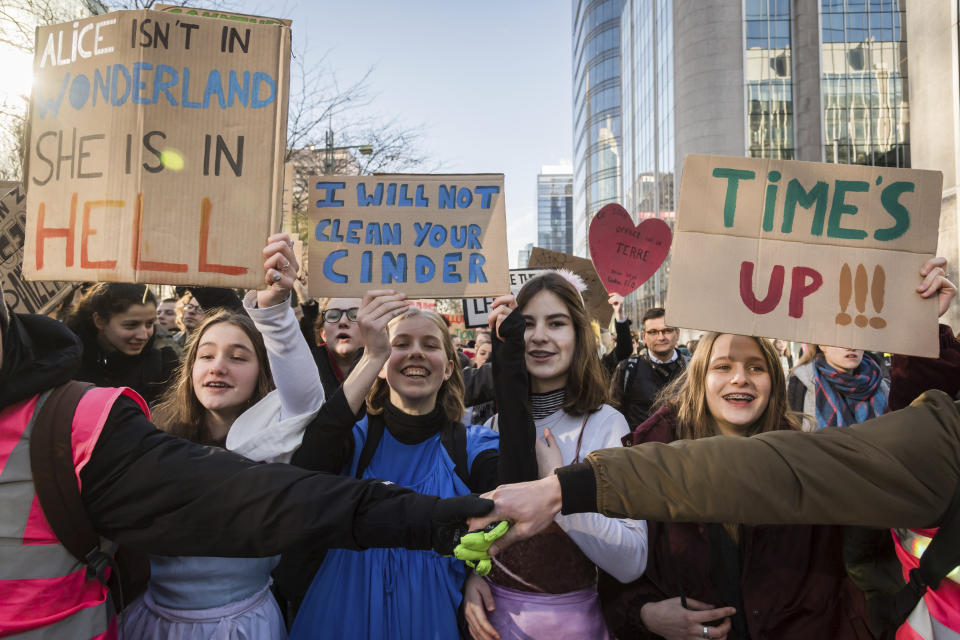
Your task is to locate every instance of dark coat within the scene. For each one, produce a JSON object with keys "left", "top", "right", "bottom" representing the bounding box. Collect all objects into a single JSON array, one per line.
[
  {"left": 73, "top": 328, "right": 178, "bottom": 405},
  {"left": 603, "top": 406, "right": 872, "bottom": 640},
  {"left": 610, "top": 350, "right": 688, "bottom": 428}
]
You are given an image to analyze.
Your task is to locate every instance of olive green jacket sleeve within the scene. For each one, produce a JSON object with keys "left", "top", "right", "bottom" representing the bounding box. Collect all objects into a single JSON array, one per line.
[{"left": 571, "top": 391, "right": 960, "bottom": 529}]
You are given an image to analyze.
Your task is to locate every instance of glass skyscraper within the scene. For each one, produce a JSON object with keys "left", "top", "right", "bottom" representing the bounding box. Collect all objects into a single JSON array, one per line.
[
  {"left": 537, "top": 167, "right": 574, "bottom": 255},
  {"left": 617, "top": 0, "right": 911, "bottom": 317},
  {"left": 572, "top": 0, "right": 623, "bottom": 258}
]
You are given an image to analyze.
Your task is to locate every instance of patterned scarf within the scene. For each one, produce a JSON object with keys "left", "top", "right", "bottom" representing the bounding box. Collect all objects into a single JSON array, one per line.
[{"left": 813, "top": 353, "right": 888, "bottom": 428}]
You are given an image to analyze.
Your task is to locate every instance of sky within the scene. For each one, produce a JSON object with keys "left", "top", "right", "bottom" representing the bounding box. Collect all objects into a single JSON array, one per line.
[{"left": 236, "top": 0, "right": 574, "bottom": 267}]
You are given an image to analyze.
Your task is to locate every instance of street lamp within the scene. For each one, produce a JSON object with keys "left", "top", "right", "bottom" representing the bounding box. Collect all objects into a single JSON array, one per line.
[{"left": 324, "top": 128, "right": 373, "bottom": 174}]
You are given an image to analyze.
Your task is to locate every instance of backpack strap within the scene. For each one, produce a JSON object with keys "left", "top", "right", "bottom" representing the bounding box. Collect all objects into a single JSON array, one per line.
[
  {"left": 354, "top": 414, "right": 386, "bottom": 479},
  {"left": 29, "top": 381, "right": 115, "bottom": 586},
  {"left": 622, "top": 355, "right": 640, "bottom": 393},
  {"left": 440, "top": 421, "right": 470, "bottom": 486},
  {"left": 873, "top": 481, "right": 960, "bottom": 638}
]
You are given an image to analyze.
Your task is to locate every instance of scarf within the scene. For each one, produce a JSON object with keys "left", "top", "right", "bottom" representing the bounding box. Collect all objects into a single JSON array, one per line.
[{"left": 813, "top": 353, "right": 888, "bottom": 427}]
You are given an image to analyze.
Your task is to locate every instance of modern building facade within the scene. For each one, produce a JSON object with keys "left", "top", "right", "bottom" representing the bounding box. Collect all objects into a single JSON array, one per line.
[
  {"left": 572, "top": 0, "right": 624, "bottom": 258},
  {"left": 906, "top": 0, "right": 960, "bottom": 333},
  {"left": 619, "top": 0, "right": 911, "bottom": 319},
  {"left": 517, "top": 242, "right": 534, "bottom": 268},
  {"left": 537, "top": 166, "right": 574, "bottom": 255}
]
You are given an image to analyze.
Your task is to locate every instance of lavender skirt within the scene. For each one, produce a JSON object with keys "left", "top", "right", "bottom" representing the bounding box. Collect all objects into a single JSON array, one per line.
[
  {"left": 487, "top": 581, "right": 610, "bottom": 640},
  {"left": 119, "top": 581, "right": 286, "bottom": 640}
]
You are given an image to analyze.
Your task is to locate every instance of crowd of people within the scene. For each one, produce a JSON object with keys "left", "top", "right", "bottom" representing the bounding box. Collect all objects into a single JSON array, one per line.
[{"left": 3, "top": 232, "right": 960, "bottom": 640}]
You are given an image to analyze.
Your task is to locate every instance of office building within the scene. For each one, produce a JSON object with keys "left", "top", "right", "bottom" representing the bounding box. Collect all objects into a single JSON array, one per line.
[
  {"left": 619, "top": 0, "right": 910, "bottom": 317},
  {"left": 537, "top": 166, "right": 574, "bottom": 255},
  {"left": 572, "top": 0, "right": 624, "bottom": 258}
]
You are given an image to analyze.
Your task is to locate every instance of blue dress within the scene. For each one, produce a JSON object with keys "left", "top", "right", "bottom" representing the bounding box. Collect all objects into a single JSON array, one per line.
[{"left": 289, "top": 415, "right": 499, "bottom": 640}]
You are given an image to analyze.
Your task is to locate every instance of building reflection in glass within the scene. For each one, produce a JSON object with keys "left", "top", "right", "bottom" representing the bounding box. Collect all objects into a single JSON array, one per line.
[
  {"left": 746, "top": 0, "right": 795, "bottom": 159},
  {"left": 820, "top": 0, "right": 908, "bottom": 166}
]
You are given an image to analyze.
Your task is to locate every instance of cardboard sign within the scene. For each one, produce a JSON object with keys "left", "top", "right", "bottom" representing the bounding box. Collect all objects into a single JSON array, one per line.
[
  {"left": 666, "top": 154, "right": 943, "bottom": 357},
  {"left": 23, "top": 10, "right": 291, "bottom": 288},
  {"left": 462, "top": 268, "right": 546, "bottom": 328},
  {"left": 588, "top": 203, "right": 672, "bottom": 295},
  {"left": 1, "top": 184, "right": 75, "bottom": 313},
  {"left": 307, "top": 174, "right": 509, "bottom": 298},
  {"left": 527, "top": 247, "right": 612, "bottom": 326}
]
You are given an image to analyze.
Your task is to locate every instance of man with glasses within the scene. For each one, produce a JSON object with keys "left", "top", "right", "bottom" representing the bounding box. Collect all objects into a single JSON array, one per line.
[
  {"left": 311, "top": 298, "right": 365, "bottom": 398},
  {"left": 173, "top": 293, "right": 205, "bottom": 348},
  {"left": 610, "top": 307, "right": 689, "bottom": 427}
]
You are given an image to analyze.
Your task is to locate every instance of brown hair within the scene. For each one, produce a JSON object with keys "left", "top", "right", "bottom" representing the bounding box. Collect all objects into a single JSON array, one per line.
[
  {"left": 152, "top": 310, "right": 274, "bottom": 444},
  {"left": 516, "top": 272, "right": 608, "bottom": 416},
  {"left": 65, "top": 283, "right": 157, "bottom": 335},
  {"left": 365, "top": 307, "right": 465, "bottom": 424},
  {"left": 659, "top": 332, "right": 799, "bottom": 440}
]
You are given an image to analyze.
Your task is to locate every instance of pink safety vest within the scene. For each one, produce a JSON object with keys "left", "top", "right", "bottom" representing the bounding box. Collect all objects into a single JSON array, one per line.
[
  {"left": 893, "top": 527, "right": 960, "bottom": 640},
  {"left": 0, "top": 386, "right": 148, "bottom": 640}
]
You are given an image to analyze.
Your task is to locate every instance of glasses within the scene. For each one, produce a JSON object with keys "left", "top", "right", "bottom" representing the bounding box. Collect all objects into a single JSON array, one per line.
[
  {"left": 643, "top": 328, "right": 676, "bottom": 337},
  {"left": 322, "top": 307, "right": 359, "bottom": 323},
  {"left": 182, "top": 303, "right": 201, "bottom": 313}
]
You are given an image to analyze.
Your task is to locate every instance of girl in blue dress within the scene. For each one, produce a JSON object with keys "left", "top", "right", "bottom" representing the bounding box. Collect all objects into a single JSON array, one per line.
[{"left": 288, "top": 290, "right": 501, "bottom": 640}]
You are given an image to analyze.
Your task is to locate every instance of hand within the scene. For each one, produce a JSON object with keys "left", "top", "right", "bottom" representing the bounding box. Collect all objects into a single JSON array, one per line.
[
  {"left": 467, "top": 476, "right": 562, "bottom": 555},
  {"left": 535, "top": 428, "right": 563, "bottom": 479},
  {"left": 639, "top": 597, "right": 736, "bottom": 640},
  {"left": 430, "top": 494, "right": 495, "bottom": 556},
  {"left": 608, "top": 292, "right": 625, "bottom": 322},
  {"left": 464, "top": 573, "right": 500, "bottom": 640},
  {"left": 355, "top": 290, "right": 410, "bottom": 361},
  {"left": 487, "top": 295, "right": 517, "bottom": 341},
  {"left": 258, "top": 233, "right": 299, "bottom": 308},
  {"left": 917, "top": 257, "right": 957, "bottom": 317}
]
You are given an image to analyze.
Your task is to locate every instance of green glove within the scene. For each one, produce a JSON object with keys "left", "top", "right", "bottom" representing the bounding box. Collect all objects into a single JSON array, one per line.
[{"left": 453, "top": 521, "right": 510, "bottom": 577}]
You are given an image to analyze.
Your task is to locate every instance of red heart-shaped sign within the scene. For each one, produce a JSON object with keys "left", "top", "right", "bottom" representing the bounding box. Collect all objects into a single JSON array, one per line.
[{"left": 588, "top": 203, "right": 672, "bottom": 296}]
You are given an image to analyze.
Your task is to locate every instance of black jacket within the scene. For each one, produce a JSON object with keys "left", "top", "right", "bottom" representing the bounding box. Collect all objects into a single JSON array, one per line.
[
  {"left": 311, "top": 343, "right": 364, "bottom": 399},
  {"left": 1, "top": 312, "right": 480, "bottom": 561},
  {"left": 610, "top": 349, "right": 688, "bottom": 428},
  {"left": 600, "top": 320, "right": 635, "bottom": 377},
  {"left": 72, "top": 328, "right": 178, "bottom": 405}
]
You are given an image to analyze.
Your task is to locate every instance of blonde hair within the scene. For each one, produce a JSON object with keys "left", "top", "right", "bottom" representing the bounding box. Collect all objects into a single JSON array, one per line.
[
  {"left": 659, "top": 332, "right": 799, "bottom": 440},
  {"left": 365, "top": 307, "right": 465, "bottom": 424}
]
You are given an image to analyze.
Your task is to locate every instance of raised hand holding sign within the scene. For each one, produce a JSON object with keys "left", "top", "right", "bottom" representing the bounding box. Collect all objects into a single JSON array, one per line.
[{"left": 588, "top": 203, "right": 671, "bottom": 296}]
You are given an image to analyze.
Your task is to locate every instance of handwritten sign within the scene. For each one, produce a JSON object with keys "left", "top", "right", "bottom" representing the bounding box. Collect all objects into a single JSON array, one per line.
[
  {"left": 1, "top": 184, "right": 74, "bottom": 313},
  {"left": 462, "top": 268, "right": 546, "bottom": 327},
  {"left": 666, "top": 154, "right": 943, "bottom": 357},
  {"left": 23, "top": 10, "right": 291, "bottom": 288},
  {"left": 588, "top": 203, "right": 671, "bottom": 295},
  {"left": 307, "top": 174, "right": 508, "bottom": 298},
  {"left": 527, "top": 247, "right": 612, "bottom": 326}
]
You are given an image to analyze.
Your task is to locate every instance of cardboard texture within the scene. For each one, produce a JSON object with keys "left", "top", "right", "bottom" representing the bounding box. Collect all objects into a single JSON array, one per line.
[
  {"left": 667, "top": 154, "right": 943, "bottom": 357},
  {"left": 1, "top": 184, "right": 74, "bottom": 313},
  {"left": 527, "top": 247, "right": 613, "bottom": 326},
  {"left": 462, "top": 268, "right": 546, "bottom": 327},
  {"left": 154, "top": 4, "right": 293, "bottom": 27},
  {"left": 588, "top": 203, "right": 672, "bottom": 296},
  {"left": 307, "top": 174, "right": 509, "bottom": 298},
  {"left": 24, "top": 10, "right": 291, "bottom": 289}
]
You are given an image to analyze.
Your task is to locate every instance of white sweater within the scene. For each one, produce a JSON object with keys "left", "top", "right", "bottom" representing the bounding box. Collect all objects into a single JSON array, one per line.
[
  {"left": 500, "top": 405, "right": 649, "bottom": 584},
  {"left": 225, "top": 293, "right": 325, "bottom": 463}
]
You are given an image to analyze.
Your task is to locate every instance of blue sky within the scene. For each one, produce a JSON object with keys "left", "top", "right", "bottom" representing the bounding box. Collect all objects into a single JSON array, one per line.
[{"left": 239, "top": 0, "right": 573, "bottom": 266}]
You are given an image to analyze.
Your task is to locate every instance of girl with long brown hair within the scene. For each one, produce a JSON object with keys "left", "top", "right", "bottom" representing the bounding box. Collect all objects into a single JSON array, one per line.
[
  {"left": 121, "top": 233, "right": 324, "bottom": 640},
  {"left": 464, "top": 271, "right": 647, "bottom": 640}
]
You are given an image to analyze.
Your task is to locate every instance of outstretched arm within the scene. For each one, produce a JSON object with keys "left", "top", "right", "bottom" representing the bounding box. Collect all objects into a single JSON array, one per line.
[{"left": 473, "top": 391, "right": 960, "bottom": 553}]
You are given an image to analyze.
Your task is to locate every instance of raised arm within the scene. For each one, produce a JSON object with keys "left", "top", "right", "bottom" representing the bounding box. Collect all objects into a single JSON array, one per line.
[{"left": 488, "top": 296, "right": 540, "bottom": 484}]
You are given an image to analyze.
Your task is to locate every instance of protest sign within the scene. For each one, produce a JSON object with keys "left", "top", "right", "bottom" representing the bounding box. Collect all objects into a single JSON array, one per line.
[
  {"left": 154, "top": 5, "right": 292, "bottom": 27},
  {"left": 307, "top": 174, "right": 509, "bottom": 298},
  {"left": 666, "top": 154, "right": 943, "bottom": 357},
  {"left": 24, "top": 10, "right": 291, "bottom": 289},
  {"left": 527, "top": 247, "right": 612, "bottom": 326},
  {"left": 1, "top": 184, "right": 74, "bottom": 313},
  {"left": 588, "top": 203, "right": 671, "bottom": 296},
  {"left": 462, "top": 268, "right": 546, "bottom": 327}
]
